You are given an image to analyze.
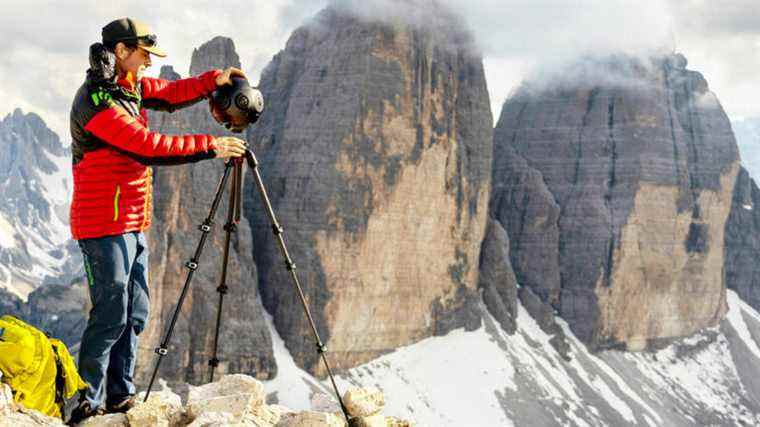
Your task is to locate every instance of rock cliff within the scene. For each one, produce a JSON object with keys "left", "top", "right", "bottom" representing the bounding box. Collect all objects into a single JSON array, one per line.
[
  {"left": 725, "top": 167, "right": 760, "bottom": 311},
  {"left": 0, "top": 109, "right": 79, "bottom": 300},
  {"left": 490, "top": 53, "right": 740, "bottom": 350},
  {"left": 134, "top": 37, "right": 275, "bottom": 386},
  {"left": 246, "top": 3, "right": 492, "bottom": 374}
]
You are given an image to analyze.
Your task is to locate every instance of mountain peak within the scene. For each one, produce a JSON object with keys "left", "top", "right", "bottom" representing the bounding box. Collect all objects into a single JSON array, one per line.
[
  {"left": 189, "top": 36, "right": 240, "bottom": 76},
  {"left": 158, "top": 65, "right": 181, "bottom": 81}
]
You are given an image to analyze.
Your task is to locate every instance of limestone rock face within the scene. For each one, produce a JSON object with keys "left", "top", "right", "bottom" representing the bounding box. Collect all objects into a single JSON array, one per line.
[
  {"left": 491, "top": 54, "right": 740, "bottom": 350},
  {"left": 478, "top": 218, "right": 519, "bottom": 334},
  {"left": 246, "top": 2, "right": 492, "bottom": 374},
  {"left": 0, "top": 286, "right": 25, "bottom": 318},
  {"left": 134, "top": 37, "right": 275, "bottom": 386},
  {"left": 25, "top": 281, "right": 88, "bottom": 347},
  {"left": 725, "top": 167, "right": 760, "bottom": 310}
]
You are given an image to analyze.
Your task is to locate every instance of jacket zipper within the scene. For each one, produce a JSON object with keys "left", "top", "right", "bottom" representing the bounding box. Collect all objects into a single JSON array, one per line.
[{"left": 113, "top": 185, "right": 121, "bottom": 221}]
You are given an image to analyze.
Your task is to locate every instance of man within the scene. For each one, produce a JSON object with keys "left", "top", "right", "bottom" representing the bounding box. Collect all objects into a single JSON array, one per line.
[{"left": 68, "top": 17, "right": 247, "bottom": 424}]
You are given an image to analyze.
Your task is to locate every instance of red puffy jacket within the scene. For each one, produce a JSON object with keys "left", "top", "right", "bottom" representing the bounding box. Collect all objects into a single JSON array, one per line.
[{"left": 69, "top": 69, "right": 222, "bottom": 240}]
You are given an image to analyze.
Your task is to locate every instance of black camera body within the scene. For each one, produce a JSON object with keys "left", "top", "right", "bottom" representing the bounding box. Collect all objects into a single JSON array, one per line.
[{"left": 209, "top": 77, "right": 264, "bottom": 133}]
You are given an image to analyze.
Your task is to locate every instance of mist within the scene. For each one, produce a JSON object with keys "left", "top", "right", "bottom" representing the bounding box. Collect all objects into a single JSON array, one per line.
[{"left": 0, "top": 0, "right": 757, "bottom": 138}]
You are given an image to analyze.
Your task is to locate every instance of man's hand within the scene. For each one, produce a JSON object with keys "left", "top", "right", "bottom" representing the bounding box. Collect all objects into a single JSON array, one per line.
[
  {"left": 215, "top": 67, "right": 247, "bottom": 86},
  {"left": 214, "top": 136, "right": 247, "bottom": 158}
]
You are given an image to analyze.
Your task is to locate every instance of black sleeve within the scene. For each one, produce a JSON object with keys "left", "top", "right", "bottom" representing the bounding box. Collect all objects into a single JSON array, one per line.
[
  {"left": 141, "top": 96, "right": 208, "bottom": 113},
  {"left": 118, "top": 148, "right": 217, "bottom": 166}
]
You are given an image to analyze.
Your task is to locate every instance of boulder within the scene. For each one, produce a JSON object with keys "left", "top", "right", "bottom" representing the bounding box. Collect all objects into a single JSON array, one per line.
[
  {"left": 76, "top": 413, "right": 129, "bottom": 427},
  {"left": 185, "top": 375, "right": 266, "bottom": 423},
  {"left": 1, "top": 382, "right": 15, "bottom": 416},
  {"left": 348, "top": 414, "right": 385, "bottom": 427},
  {"left": 187, "top": 374, "right": 264, "bottom": 404},
  {"left": 276, "top": 411, "right": 345, "bottom": 427},
  {"left": 343, "top": 388, "right": 384, "bottom": 418},
  {"left": 6, "top": 406, "right": 65, "bottom": 426},
  {"left": 187, "top": 394, "right": 258, "bottom": 421},
  {"left": 247, "top": 404, "right": 284, "bottom": 425},
  {"left": 128, "top": 390, "right": 184, "bottom": 427},
  {"left": 186, "top": 411, "right": 234, "bottom": 427},
  {"left": 385, "top": 417, "right": 416, "bottom": 427}
]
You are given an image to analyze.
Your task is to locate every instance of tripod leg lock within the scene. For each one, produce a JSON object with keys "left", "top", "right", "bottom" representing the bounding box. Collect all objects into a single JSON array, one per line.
[
  {"left": 186, "top": 260, "right": 199, "bottom": 271},
  {"left": 285, "top": 260, "right": 296, "bottom": 271},
  {"left": 199, "top": 223, "right": 212, "bottom": 232},
  {"left": 217, "top": 285, "right": 228, "bottom": 294},
  {"left": 155, "top": 347, "right": 168, "bottom": 356},
  {"left": 272, "top": 224, "right": 283, "bottom": 235},
  {"left": 208, "top": 357, "right": 220, "bottom": 368},
  {"left": 224, "top": 223, "right": 238, "bottom": 233},
  {"left": 317, "top": 343, "right": 327, "bottom": 353}
]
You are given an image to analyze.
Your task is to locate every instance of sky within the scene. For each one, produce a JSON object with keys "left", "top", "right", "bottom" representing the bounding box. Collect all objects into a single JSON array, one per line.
[{"left": 0, "top": 0, "right": 758, "bottom": 141}]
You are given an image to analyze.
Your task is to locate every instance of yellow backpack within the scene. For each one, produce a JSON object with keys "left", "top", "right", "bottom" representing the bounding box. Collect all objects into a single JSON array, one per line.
[{"left": 0, "top": 315, "right": 87, "bottom": 419}]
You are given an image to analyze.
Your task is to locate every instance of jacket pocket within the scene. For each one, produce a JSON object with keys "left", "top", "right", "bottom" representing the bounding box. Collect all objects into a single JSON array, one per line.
[{"left": 113, "top": 184, "right": 121, "bottom": 221}]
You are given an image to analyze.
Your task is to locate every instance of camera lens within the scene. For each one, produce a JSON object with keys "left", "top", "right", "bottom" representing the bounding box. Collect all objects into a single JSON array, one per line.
[{"left": 235, "top": 93, "right": 250, "bottom": 109}]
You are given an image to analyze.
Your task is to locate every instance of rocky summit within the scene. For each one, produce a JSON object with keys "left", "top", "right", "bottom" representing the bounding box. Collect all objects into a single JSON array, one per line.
[
  {"left": 246, "top": 1, "right": 491, "bottom": 375},
  {"left": 0, "top": 374, "right": 415, "bottom": 426},
  {"left": 488, "top": 53, "right": 740, "bottom": 351}
]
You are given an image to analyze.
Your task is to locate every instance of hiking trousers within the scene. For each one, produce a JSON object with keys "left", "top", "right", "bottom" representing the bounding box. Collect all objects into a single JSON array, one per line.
[{"left": 77, "top": 231, "right": 149, "bottom": 409}]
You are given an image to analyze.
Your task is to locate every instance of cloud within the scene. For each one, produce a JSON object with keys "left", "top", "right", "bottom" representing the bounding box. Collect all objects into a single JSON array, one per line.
[
  {"left": 444, "top": 0, "right": 759, "bottom": 120},
  {"left": 0, "top": 0, "right": 758, "bottom": 140},
  {"left": 0, "top": 0, "right": 323, "bottom": 139},
  {"left": 668, "top": 0, "right": 759, "bottom": 36},
  {"left": 445, "top": 0, "right": 675, "bottom": 59}
]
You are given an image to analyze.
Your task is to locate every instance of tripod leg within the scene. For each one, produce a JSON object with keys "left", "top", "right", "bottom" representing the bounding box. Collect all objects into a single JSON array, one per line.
[
  {"left": 243, "top": 150, "right": 352, "bottom": 423},
  {"left": 144, "top": 160, "right": 236, "bottom": 402},
  {"left": 208, "top": 161, "right": 242, "bottom": 382}
]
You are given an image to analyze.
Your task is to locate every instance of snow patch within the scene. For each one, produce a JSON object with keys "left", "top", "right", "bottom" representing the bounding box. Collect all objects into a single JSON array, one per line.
[
  {"left": 261, "top": 292, "right": 760, "bottom": 426},
  {"left": 0, "top": 214, "right": 17, "bottom": 248},
  {"left": 261, "top": 311, "right": 333, "bottom": 411},
  {"left": 726, "top": 290, "right": 760, "bottom": 361}
]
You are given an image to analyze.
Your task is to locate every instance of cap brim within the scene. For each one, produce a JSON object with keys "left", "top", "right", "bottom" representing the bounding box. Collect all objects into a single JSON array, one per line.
[{"left": 139, "top": 44, "right": 167, "bottom": 58}]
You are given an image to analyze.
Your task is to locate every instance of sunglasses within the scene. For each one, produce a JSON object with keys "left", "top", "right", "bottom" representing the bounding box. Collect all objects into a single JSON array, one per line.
[
  {"left": 116, "top": 34, "right": 157, "bottom": 47},
  {"left": 136, "top": 34, "right": 157, "bottom": 47}
]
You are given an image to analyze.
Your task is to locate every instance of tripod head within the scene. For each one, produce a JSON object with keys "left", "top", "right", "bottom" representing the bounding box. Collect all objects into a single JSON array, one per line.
[{"left": 209, "top": 77, "right": 264, "bottom": 133}]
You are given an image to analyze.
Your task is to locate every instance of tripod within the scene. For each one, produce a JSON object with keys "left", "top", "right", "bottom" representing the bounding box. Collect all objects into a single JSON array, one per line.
[{"left": 143, "top": 149, "right": 351, "bottom": 423}]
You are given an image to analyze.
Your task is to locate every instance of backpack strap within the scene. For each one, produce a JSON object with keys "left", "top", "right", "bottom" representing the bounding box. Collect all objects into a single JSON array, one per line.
[{"left": 50, "top": 344, "right": 66, "bottom": 415}]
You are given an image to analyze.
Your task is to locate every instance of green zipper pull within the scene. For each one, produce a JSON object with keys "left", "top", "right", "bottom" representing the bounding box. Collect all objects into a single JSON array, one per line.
[{"left": 113, "top": 184, "right": 121, "bottom": 221}]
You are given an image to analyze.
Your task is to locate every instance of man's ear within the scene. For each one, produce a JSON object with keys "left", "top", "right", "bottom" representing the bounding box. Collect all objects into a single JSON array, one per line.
[{"left": 115, "top": 42, "right": 128, "bottom": 60}]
